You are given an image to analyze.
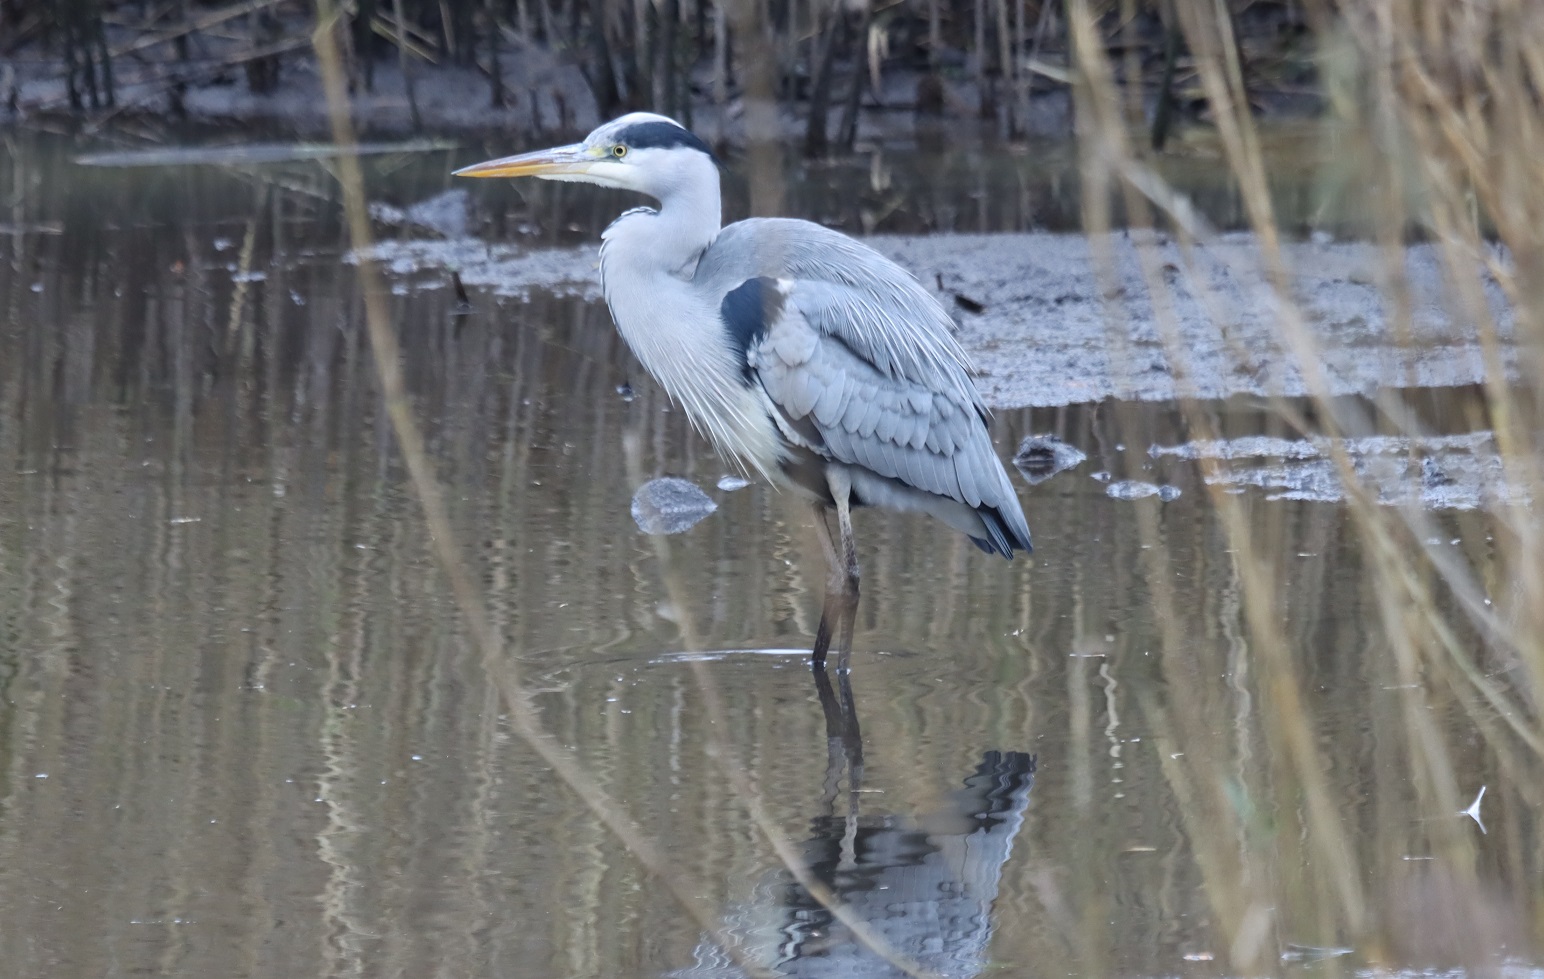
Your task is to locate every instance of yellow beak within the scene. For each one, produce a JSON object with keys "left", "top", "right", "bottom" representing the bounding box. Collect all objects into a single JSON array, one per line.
[{"left": 452, "top": 144, "right": 594, "bottom": 179}]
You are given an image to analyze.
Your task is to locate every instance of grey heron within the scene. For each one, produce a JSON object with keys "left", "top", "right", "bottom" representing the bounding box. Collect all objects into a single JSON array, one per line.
[{"left": 455, "top": 113, "right": 1032, "bottom": 669}]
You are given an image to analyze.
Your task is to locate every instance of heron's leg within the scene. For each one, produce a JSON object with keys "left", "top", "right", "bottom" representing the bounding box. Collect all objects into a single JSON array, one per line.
[
  {"left": 810, "top": 504, "right": 843, "bottom": 670},
  {"left": 829, "top": 472, "right": 861, "bottom": 673},
  {"left": 833, "top": 484, "right": 860, "bottom": 589},
  {"left": 811, "top": 470, "right": 862, "bottom": 670},
  {"left": 811, "top": 503, "right": 841, "bottom": 576}
]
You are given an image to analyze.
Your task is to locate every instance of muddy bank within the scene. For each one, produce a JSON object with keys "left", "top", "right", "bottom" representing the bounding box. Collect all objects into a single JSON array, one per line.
[
  {"left": 0, "top": 6, "right": 1075, "bottom": 142},
  {"left": 364, "top": 221, "right": 1522, "bottom": 511},
  {"left": 4, "top": 41, "right": 599, "bottom": 137},
  {"left": 367, "top": 226, "right": 1512, "bottom": 409},
  {"left": 4, "top": 47, "right": 1071, "bottom": 145},
  {"left": 1, "top": 1, "right": 1310, "bottom": 143}
]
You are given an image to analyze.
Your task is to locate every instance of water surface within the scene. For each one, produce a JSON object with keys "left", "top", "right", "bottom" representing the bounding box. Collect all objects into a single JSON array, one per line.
[{"left": 0, "top": 130, "right": 1533, "bottom": 978}]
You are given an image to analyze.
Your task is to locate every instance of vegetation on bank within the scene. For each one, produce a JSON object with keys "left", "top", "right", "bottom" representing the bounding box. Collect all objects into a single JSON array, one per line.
[{"left": 2, "top": 0, "right": 1317, "bottom": 150}]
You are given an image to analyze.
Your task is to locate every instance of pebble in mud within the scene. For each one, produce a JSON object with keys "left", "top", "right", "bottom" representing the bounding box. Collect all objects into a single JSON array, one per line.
[
  {"left": 368, "top": 188, "right": 471, "bottom": 238},
  {"left": 1150, "top": 431, "right": 1524, "bottom": 510},
  {"left": 1106, "top": 480, "right": 1182, "bottom": 501},
  {"left": 630, "top": 478, "right": 718, "bottom": 535},
  {"left": 1012, "top": 435, "right": 1087, "bottom": 485}
]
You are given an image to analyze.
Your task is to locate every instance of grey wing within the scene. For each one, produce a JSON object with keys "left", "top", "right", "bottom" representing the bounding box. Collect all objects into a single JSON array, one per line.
[
  {"left": 731, "top": 276, "right": 1032, "bottom": 557},
  {"left": 702, "top": 218, "right": 979, "bottom": 406}
]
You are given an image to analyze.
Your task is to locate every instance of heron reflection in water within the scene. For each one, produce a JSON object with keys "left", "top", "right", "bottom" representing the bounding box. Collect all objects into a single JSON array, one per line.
[
  {"left": 668, "top": 749, "right": 1037, "bottom": 978},
  {"left": 457, "top": 114, "right": 1032, "bottom": 669}
]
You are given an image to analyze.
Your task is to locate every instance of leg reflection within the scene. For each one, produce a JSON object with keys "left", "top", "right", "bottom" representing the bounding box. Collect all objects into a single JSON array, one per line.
[{"left": 813, "top": 665, "right": 865, "bottom": 814}]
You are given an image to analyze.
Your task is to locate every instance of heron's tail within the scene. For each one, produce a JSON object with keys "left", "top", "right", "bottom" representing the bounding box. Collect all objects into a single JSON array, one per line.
[{"left": 971, "top": 501, "right": 1033, "bottom": 558}]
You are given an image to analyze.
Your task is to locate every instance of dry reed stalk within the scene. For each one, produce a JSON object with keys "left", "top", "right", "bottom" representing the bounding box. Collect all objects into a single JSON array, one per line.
[
  {"left": 109, "top": 0, "right": 289, "bottom": 59},
  {"left": 309, "top": 4, "right": 781, "bottom": 975},
  {"left": 1365, "top": 3, "right": 1544, "bottom": 710},
  {"left": 1069, "top": 0, "right": 1544, "bottom": 967},
  {"left": 1320, "top": 5, "right": 1544, "bottom": 770},
  {"left": 312, "top": 2, "right": 932, "bottom": 973},
  {"left": 1065, "top": 0, "right": 1521, "bottom": 966}
]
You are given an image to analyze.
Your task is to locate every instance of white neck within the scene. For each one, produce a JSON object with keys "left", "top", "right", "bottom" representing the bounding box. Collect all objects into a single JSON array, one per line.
[
  {"left": 610, "top": 153, "right": 722, "bottom": 273},
  {"left": 598, "top": 150, "right": 723, "bottom": 358},
  {"left": 597, "top": 170, "right": 782, "bottom": 481}
]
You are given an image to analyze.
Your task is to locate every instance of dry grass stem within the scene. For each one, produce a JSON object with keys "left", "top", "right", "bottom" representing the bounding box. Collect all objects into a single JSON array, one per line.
[
  {"left": 310, "top": 5, "right": 780, "bottom": 975},
  {"left": 1064, "top": 0, "right": 1544, "bottom": 964}
]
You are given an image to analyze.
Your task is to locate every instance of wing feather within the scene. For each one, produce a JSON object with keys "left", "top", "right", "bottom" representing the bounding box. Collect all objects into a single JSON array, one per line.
[
  {"left": 857, "top": 399, "right": 882, "bottom": 438},
  {"left": 811, "top": 370, "right": 846, "bottom": 426},
  {"left": 722, "top": 260, "right": 1031, "bottom": 555},
  {"left": 875, "top": 400, "right": 900, "bottom": 443},
  {"left": 907, "top": 411, "right": 929, "bottom": 451},
  {"left": 955, "top": 446, "right": 986, "bottom": 509},
  {"left": 700, "top": 219, "right": 978, "bottom": 404}
]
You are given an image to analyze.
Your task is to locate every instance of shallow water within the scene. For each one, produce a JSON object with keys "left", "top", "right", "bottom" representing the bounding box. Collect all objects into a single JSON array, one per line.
[{"left": 0, "top": 130, "right": 1536, "bottom": 977}]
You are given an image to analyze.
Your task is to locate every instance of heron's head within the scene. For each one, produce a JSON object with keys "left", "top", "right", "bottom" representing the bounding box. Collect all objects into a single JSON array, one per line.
[{"left": 453, "top": 113, "right": 718, "bottom": 201}]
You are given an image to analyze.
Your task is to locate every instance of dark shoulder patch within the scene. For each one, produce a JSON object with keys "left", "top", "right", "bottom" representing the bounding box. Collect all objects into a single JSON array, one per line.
[
  {"left": 721, "top": 277, "right": 782, "bottom": 380},
  {"left": 619, "top": 121, "right": 717, "bottom": 161}
]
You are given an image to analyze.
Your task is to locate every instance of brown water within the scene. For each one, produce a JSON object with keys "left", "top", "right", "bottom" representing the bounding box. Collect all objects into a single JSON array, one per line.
[{"left": 0, "top": 131, "right": 1535, "bottom": 978}]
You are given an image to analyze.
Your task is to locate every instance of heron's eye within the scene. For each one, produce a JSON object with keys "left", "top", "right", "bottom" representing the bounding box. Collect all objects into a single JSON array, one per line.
[{"left": 612, "top": 144, "right": 628, "bottom": 158}]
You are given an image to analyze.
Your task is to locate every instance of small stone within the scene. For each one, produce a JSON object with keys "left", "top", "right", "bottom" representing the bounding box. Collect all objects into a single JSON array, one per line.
[
  {"left": 631, "top": 478, "right": 718, "bottom": 535},
  {"left": 1012, "top": 435, "right": 1087, "bottom": 485},
  {"left": 1106, "top": 480, "right": 1161, "bottom": 500}
]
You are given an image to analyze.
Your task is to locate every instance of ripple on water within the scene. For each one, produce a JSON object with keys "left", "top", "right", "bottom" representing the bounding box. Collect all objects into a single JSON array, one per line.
[{"left": 1151, "top": 429, "right": 1526, "bottom": 509}]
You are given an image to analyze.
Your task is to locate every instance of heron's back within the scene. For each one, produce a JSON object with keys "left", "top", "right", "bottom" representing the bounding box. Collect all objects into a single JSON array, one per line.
[
  {"left": 696, "top": 218, "right": 1033, "bottom": 557},
  {"left": 697, "top": 218, "right": 976, "bottom": 401}
]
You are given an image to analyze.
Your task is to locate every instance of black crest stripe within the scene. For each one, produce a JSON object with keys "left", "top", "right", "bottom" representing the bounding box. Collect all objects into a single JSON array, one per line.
[{"left": 618, "top": 121, "right": 717, "bottom": 161}]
